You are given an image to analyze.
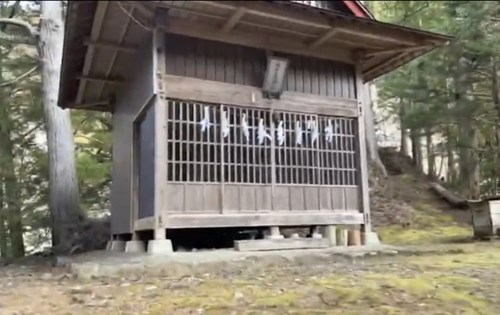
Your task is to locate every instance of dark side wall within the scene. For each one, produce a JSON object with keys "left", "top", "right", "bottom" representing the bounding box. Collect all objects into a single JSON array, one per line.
[
  {"left": 111, "top": 35, "right": 154, "bottom": 235},
  {"left": 137, "top": 103, "right": 155, "bottom": 219},
  {"left": 164, "top": 34, "right": 357, "bottom": 99}
]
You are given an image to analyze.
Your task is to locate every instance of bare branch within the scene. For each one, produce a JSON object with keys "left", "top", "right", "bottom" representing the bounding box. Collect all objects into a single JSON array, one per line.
[
  {"left": 0, "top": 18, "right": 39, "bottom": 45},
  {"left": 20, "top": 122, "right": 44, "bottom": 140},
  {"left": 0, "top": 65, "right": 39, "bottom": 87}
]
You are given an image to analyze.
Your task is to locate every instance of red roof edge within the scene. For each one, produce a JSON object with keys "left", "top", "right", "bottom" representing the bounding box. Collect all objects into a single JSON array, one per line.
[{"left": 342, "top": 1, "right": 375, "bottom": 20}]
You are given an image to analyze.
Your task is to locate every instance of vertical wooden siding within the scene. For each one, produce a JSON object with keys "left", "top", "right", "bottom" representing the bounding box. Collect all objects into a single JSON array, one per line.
[{"left": 164, "top": 34, "right": 356, "bottom": 99}]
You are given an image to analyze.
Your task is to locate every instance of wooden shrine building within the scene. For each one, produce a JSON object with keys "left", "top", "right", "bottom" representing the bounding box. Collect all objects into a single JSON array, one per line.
[{"left": 59, "top": 1, "right": 452, "bottom": 253}]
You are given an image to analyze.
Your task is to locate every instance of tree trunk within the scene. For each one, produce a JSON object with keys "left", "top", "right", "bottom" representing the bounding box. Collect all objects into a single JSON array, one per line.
[
  {"left": 491, "top": 59, "right": 500, "bottom": 195},
  {"left": 466, "top": 125, "right": 480, "bottom": 199},
  {"left": 429, "top": 182, "right": 468, "bottom": 208},
  {"left": 40, "top": 1, "right": 82, "bottom": 253},
  {"left": 0, "top": 110, "right": 25, "bottom": 258},
  {"left": 455, "top": 57, "right": 480, "bottom": 199},
  {"left": 0, "top": 180, "right": 9, "bottom": 258},
  {"left": 410, "top": 127, "right": 421, "bottom": 170},
  {"left": 0, "top": 50, "right": 24, "bottom": 258},
  {"left": 445, "top": 125, "right": 456, "bottom": 183},
  {"left": 425, "top": 127, "right": 435, "bottom": 179},
  {"left": 399, "top": 98, "right": 408, "bottom": 156},
  {"left": 2, "top": 136, "right": 25, "bottom": 257},
  {"left": 363, "top": 83, "right": 388, "bottom": 178}
]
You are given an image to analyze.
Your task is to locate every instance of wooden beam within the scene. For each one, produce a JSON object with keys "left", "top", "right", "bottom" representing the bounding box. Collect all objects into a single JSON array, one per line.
[
  {"left": 163, "top": 212, "right": 365, "bottom": 229},
  {"left": 188, "top": 1, "right": 429, "bottom": 45},
  {"left": 159, "top": 16, "right": 354, "bottom": 64},
  {"left": 68, "top": 99, "right": 110, "bottom": 109},
  {"left": 77, "top": 76, "right": 124, "bottom": 84},
  {"left": 188, "top": 1, "right": 330, "bottom": 29},
  {"left": 153, "top": 29, "right": 168, "bottom": 241},
  {"left": 155, "top": 3, "right": 316, "bottom": 39},
  {"left": 336, "top": 27, "right": 417, "bottom": 46},
  {"left": 155, "top": 2, "right": 420, "bottom": 48},
  {"left": 354, "top": 59, "right": 372, "bottom": 233},
  {"left": 134, "top": 217, "right": 155, "bottom": 231},
  {"left": 364, "top": 52, "right": 408, "bottom": 78},
  {"left": 309, "top": 27, "right": 339, "bottom": 49},
  {"left": 75, "top": 1, "right": 108, "bottom": 105},
  {"left": 365, "top": 45, "right": 432, "bottom": 58},
  {"left": 221, "top": 7, "right": 247, "bottom": 33},
  {"left": 163, "top": 75, "right": 358, "bottom": 117},
  {"left": 96, "top": 6, "right": 136, "bottom": 100},
  {"left": 83, "top": 39, "right": 138, "bottom": 53}
]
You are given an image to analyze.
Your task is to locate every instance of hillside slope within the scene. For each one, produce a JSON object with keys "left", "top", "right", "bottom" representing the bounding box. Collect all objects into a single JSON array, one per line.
[{"left": 371, "top": 147, "right": 472, "bottom": 245}]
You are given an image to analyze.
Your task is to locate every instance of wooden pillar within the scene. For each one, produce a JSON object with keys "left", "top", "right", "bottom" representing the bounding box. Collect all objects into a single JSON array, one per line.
[
  {"left": 153, "top": 24, "right": 168, "bottom": 241},
  {"left": 354, "top": 55, "right": 372, "bottom": 234}
]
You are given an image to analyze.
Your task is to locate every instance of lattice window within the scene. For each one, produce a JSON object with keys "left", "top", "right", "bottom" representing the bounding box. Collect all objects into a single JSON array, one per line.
[
  {"left": 167, "top": 101, "right": 222, "bottom": 183},
  {"left": 166, "top": 100, "right": 358, "bottom": 186}
]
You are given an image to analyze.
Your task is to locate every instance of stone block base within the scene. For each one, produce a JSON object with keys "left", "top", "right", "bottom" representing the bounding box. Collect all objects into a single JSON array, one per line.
[
  {"left": 362, "top": 231, "right": 381, "bottom": 246},
  {"left": 125, "top": 240, "right": 146, "bottom": 253},
  {"left": 336, "top": 228, "right": 348, "bottom": 246},
  {"left": 235, "top": 238, "right": 329, "bottom": 252},
  {"left": 323, "top": 226, "right": 337, "bottom": 246},
  {"left": 147, "top": 239, "right": 173, "bottom": 255}
]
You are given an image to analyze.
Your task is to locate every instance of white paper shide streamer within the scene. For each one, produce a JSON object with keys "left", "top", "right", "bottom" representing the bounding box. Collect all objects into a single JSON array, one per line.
[
  {"left": 199, "top": 106, "right": 212, "bottom": 133},
  {"left": 257, "top": 118, "right": 272, "bottom": 144},
  {"left": 276, "top": 121, "right": 285, "bottom": 146},
  {"left": 295, "top": 121, "right": 303, "bottom": 145},
  {"left": 221, "top": 110, "right": 230, "bottom": 139},
  {"left": 324, "top": 119, "right": 334, "bottom": 143},
  {"left": 240, "top": 113, "right": 250, "bottom": 142},
  {"left": 307, "top": 119, "right": 319, "bottom": 145}
]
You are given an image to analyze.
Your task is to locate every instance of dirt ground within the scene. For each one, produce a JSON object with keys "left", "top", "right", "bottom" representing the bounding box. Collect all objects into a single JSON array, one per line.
[
  {"left": 0, "top": 172, "right": 494, "bottom": 315},
  {"left": 1, "top": 242, "right": 499, "bottom": 315}
]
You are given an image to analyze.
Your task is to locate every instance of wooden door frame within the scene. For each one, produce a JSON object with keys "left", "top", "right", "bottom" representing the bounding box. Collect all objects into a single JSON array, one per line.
[{"left": 131, "top": 96, "right": 156, "bottom": 229}]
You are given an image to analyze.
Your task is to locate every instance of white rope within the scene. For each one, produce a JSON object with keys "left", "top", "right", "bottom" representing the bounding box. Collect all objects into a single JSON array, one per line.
[{"left": 116, "top": 1, "right": 152, "bottom": 32}]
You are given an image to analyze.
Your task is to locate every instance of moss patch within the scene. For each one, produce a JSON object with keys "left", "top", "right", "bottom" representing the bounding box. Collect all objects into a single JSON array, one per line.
[
  {"left": 410, "top": 248, "right": 500, "bottom": 269},
  {"left": 378, "top": 201, "right": 472, "bottom": 245},
  {"left": 379, "top": 225, "right": 471, "bottom": 245}
]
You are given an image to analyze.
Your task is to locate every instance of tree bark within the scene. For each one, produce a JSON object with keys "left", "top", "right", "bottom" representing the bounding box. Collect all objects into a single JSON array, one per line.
[
  {"left": 410, "top": 127, "right": 422, "bottom": 170},
  {"left": 363, "top": 83, "right": 388, "bottom": 178},
  {"left": 491, "top": 59, "right": 500, "bottom": 195},
  {"left": 445, "top": 125, "right": 456, "bottom": 183},
  {"left": 40, "top": 1, "right": 82, "bottom": 252},
  {"left": 399, "top": 98, "right": 408, "bottom": 156},
  {"left": 0, "top": 180, "right": 9, "bottom": 258},
  {"left": 0, "top": 49, "right": 24, "bottom": 258},
  {"left": 455, "top": 57, "right": 480, "bottom": 199},
  {"left": 425, "top": 127, "right": 435, "bottom": 179},
  {"left": 2, "top": 135, "right": 25, "bottom": 257},
  {"left": 429, "top": 182, "right": 468, "bottom": 208}
]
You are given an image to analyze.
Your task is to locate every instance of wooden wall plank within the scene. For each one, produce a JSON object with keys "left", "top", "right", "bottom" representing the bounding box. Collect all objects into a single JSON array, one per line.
[
  {"left": 319, "top": 187, "right": 333, "bottom": 210},
  {"left": 240, "top": 186, "right": 256, "bottom": 211},
  {"left": 273, "top": 186, "right": 290, "bottom": 210},
  {"left": 256, "top": 186, "right": 272, "bottom": 211},
  {"left": 167, "top": 184, "right": 185, "bottom": 212},
  {"left": 164, "top": 33, "right": 356, "bottom": 99},
  {"left": 304, "top": 187, "right": 319, "bottom": 210},
  {"left": 290, "top": 187, "right": 305, "bottom": 210}
]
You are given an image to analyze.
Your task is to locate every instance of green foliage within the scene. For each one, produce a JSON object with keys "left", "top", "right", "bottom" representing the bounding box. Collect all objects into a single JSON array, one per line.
[
  {"left": 0, "top": 0, "right": 111, "bottom": 255},
  {"left": 373, "top": 1, "right": 500, "bottom": 196}
]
